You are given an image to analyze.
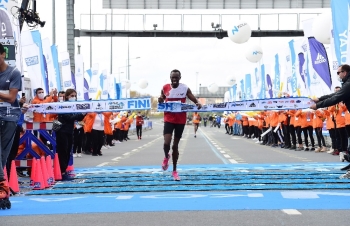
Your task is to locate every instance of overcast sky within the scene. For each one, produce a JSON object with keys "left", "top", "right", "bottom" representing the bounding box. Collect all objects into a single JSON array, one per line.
[{"left": 28, "top": 0, "right": 328, "bottom": 96}]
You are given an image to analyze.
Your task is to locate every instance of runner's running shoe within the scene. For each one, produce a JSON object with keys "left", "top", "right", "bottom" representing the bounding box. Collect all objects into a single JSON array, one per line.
[
  {"left": 162, "top": 154, "right": 171, "bottom": 171},
  {"left": 172, "top": 171, "right": 180, "bottom": 181}
]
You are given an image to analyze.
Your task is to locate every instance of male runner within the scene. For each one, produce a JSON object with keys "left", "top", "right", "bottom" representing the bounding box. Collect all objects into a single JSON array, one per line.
[{"left": 158, "top": 69, "right": 201, "bottom": 181}]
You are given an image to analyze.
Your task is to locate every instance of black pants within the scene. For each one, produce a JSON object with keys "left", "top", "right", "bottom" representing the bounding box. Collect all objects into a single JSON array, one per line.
[
  {"left": 91, "top": 129, "right": 105, "bottom": 155},
  {"left": 283, "top": 124, "right": 290, "bottom": 146},
  {"left": 84, "top": 132, "right": 93, "bottom": 153},
  {"left": 136, "top": 125, "right": 142, "bottom": 137},
  {"left": 6, "top": 125, "right": 22, "bottom": 180},
  {"left": 337, "top": 127, "right": 348, "bottom": 152},
  {"left": 346, "top": 125, "right": 350, "bottom": 138},
  {"left": 315, "top": 127, "right": 326, "bottom": 148},
  {"left": 106, "top": 134, "right": 114, "bottom": 145},
  {"left": 243, "top": 126, "right": 249, "bottom": 136},
  {"left": 329, "top": 128, "right": 337, "bottom": 149},
  {"left": 248, "top": 126, "right": 254, "bottom": 138},
  {"left": 303, "top": 126, "right": 315, "bottom": 147},
  {"left": 225, "top": 124, "right": 229, "bottom": 133},
  {"left": 73, "top": 127, "right": 84, "bottom": 154},
  {"left": 56, "top": 131, "right": 73, "bottom": 174},
  {"left": 296, "top": 126, "right": 303, "bottom": 145},
  {"left": 271, "top": 127, "right": 278, "bottom": 144},
  {"left": 289, "top": 125, "right": 297, "bottom": 146}
]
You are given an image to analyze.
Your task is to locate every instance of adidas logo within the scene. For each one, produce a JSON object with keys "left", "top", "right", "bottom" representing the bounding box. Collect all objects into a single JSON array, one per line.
[
  {"left": 314, "top": 53, "right": 327, "bottom": 64},
  {"left": 6, "top": 80, "right": 10, "bottom": 82}
]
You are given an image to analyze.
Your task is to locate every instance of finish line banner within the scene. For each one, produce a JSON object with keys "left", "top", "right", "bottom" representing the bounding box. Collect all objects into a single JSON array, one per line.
[
  {"left": 28, "top": 98, "right": 151, "bottom": 114},
  {"left": 157, "top": 97, "right": 314, "bottom": 112}
]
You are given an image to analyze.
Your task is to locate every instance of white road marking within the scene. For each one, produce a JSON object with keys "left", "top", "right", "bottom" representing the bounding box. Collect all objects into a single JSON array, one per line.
[
  {"left": 223, "top": 154, "right": 231, "bottom": 158},
  {"left": 111, "top": 157, "right": 121, "bottom": 161},
  {"left": 96, "top": 162, "right": 109, "bottom": 167},
  {"left": 282, "top": 209, "right": 302, "bottom": 215},
  {"left": 123, "top": 153, "right": 130, "bottom": 156},
  {"left": 220, "top": 151, "right": 226, "bottom": 153},
  {"left": 229, "top": 159, "right": 238, "bottom": 163},
  {"left": 116, "top": 195, "right": 133, "bottom": 200},
  {"left": 131, "top": 149, "right": 138, "bottom": 152}
]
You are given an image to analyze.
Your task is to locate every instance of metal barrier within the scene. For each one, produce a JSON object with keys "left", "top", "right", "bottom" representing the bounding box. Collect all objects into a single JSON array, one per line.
[{"left": 15, "top": 123, "right": 56, "bottom": 166}]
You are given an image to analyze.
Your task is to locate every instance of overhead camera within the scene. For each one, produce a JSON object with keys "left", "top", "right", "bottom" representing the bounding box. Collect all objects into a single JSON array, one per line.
[
  {"left": 211, "top": 22, "right": 221, "bottom": 30},
  {"left": 153, "top": 24, "right": 158, "bottom": 30},
  {"left": 19, "top": 7, "right": 46, "bottom": 28}
]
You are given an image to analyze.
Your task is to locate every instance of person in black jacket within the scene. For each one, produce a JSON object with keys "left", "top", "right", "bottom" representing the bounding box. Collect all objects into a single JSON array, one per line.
[
  {"left": 310, "top": 64, "right": 350, "bottom": 173},
  {"left": 56, "top": 89, "right": 86, "bottom": 180}
]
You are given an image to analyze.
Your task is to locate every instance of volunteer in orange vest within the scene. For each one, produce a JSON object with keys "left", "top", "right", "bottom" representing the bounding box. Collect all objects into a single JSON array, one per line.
[
  {"left": 192, "top": 112, "right": 201, "bottom": 138},
  {"left": 341, "top": 107, "right": 350, "bottom": 162},
  {"left": 313, "top": 109, "right": 327, "bottom": 152},
  {"left": 32, "top": 87, "right": 58, "bottom": 122},
  {"left": 287, "top": 110, "right": 297, "bottom": 150},
  {"left": 84, "top": 111, "right": 113, "bottom": 156},
  {"left": 324, "top": 107, "right": 338, "bottom": 154},
  {"left": 135, "top": 112, "right": 144, "bottom": 140},
  {"left": 332, "top": 101, "right": 348, "bottom": 156}
]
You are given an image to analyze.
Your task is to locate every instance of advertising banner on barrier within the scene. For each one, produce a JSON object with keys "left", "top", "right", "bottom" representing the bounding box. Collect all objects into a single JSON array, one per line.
[
  {"left": 27, "top": 97, "right": 151, "bottom": 114},
  {"left": 157, "top": 97, "right": 313, "bottom": 112}
]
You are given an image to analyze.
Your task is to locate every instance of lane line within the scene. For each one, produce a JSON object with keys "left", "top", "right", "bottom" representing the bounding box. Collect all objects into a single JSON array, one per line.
[
  {"left": 96, "top": 162, "right": 109, "bottom": 167},
  {"left": 199, "top": 128, "right": 230, "bottom": 164},
  {"left": 282, "top": 209, "right": 302, "bottom": 215}
]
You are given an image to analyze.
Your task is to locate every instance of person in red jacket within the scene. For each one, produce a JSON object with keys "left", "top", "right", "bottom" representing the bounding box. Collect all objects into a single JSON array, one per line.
[{"left": 135, "top": 112, "right": 144, "bottom": 140}]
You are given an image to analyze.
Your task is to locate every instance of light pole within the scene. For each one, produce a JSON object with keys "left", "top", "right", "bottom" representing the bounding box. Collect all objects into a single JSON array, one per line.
[{"left": 126, "top": 57, "right": 140, "bottom": 80}]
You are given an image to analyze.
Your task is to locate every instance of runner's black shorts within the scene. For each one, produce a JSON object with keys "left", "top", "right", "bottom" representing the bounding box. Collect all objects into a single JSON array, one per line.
[{"left": 163, "top": 122, "right": 185, "bottom": 138}]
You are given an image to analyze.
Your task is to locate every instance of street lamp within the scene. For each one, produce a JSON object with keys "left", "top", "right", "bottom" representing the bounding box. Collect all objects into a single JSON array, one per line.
[{"left": 126, "top": 57, "right": 140, "bottom": 80}]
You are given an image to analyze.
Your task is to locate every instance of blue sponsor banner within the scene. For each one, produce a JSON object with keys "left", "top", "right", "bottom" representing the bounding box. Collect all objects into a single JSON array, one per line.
[
  {"left": 116, "top": 83, "right": 122, "bottom": 100},
  {"left": 83, "top": 78, "right": 89, "bottom": 100},
  {"left": 266, "top": 74, "right": 273, "bottom": 98},
  {"left": 42, "top": 54, "right": 49, "bottom": 93},
  {"left": 260, "top": 64, "right": 265, "bottom": 99},
  {"left": 51, "top": 45, "right": 62, "bottom": 91},
  {"left": 274, "top": 54, "right": 280, "bottom": 97},
  {"left": 240, "top": 79, "right": 245, "bottom": 100},
  {"left": 245, "top": 74, "right": 251, "bottom": 100},
  {"left": 288, "top": 40, "right": 297, "bottom": 94},
  {"left": 71, "top": 71, "right": 76, "bottom": 89},
  {"left": 232, "top": 84, "right": 237, "bottom": 101},
  {"left": 298, "top": 52, "right": 307, "bottom": 89},
  {"left": 31, "top": 30, "right": 48, "bottom": 94},
  {"left": 331, "top": 0, "right": 350, "bottom": 64},
  {"left": 308, "top": 37, "right": 332, "bottom": 89}
]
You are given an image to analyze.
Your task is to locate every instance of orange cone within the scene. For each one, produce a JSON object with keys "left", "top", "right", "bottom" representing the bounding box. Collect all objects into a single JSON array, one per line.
[
  {"left": 30, "top": 158, "right": 37, "bottom": 187},
  {"left": 33, "top": 159, "right": 45, "bottom": 190},
  {"left": 9, "top": 160, "right": 20, "bottom": 193},
  {"left": 46, "top": 155, "right": 55, "bottom": 186},
  {"left": 53, "top": 153, "right": 62, "bottom": 181},
  {"left": 40, "top": 156, "right": 50, "bottom": 188},
  {"left": 66, "top": 164, "right": 74, "bottom": 174}
]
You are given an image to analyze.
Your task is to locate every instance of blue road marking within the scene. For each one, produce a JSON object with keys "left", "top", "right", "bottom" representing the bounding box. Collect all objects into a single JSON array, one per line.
[
  {"left": 2, "top": 191, "right": 350, "bottom": 216},
  {"left": 23, "top": 163, "right": 350, "bottom": 195}
]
